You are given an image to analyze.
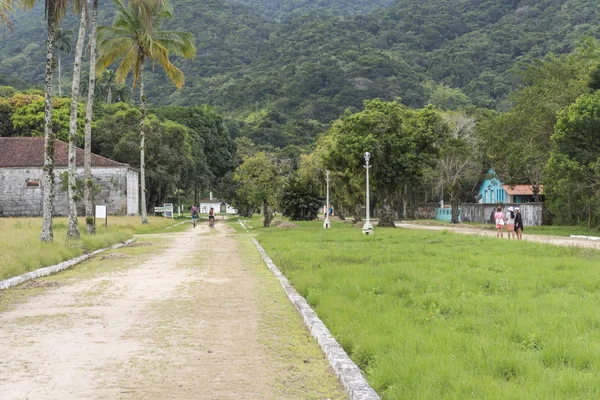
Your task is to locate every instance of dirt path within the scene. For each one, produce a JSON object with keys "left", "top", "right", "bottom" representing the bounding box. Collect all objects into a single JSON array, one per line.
[
  {"left": 0, "top": 222, "right": 345, "bottom": 399},
  {"left": 396, "top": 222, "right": 600, "bottom": 249}
]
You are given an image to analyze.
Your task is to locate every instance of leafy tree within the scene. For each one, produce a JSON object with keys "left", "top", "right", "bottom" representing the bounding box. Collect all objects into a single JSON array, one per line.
[
  {"left": 96, "top": 0, "right": 196, "bottom": 223},
  {"left": 427, "top": 111, "right": 481, "bottom": 222},
  {"left": 479, "top": 43, "right": 600, "bottom": 198},
  {"left": 11, "top": 97, "right": 85, "bottom": 142},
  {"left": 545, "top": 91, "right": 600, "bottom": 228},
  {"left": 234, "top": 151, "right": 283, "bottom": 227},
  {"left": 325, "top": 99, "right": 445, "bottom": 226},
  {"left": 281, "top": 175, "right": 323, "bottom": 221}
]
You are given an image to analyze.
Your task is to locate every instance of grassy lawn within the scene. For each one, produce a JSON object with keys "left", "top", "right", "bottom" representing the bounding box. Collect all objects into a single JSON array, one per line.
[
  {"left": 0, "top": 216, "right": 188, "bottom": 280},
  {"left": 256, "top": 220, "right": 600, "bottom": 399},
  {"left": 410, "top": 219, "right": 600, "bottom": 237}
]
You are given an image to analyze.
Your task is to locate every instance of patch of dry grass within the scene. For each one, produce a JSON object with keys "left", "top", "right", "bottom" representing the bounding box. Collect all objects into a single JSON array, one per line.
[{"left": 0, "top": 217, "right": 182, "bottom": 280}]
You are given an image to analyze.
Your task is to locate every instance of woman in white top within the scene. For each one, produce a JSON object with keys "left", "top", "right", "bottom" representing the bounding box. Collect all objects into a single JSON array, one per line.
[{"left": 505, "top": 206, "right": 516, "bottom": 239}]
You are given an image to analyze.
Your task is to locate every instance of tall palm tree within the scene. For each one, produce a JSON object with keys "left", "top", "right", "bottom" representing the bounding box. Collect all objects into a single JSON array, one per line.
[
  {"left": 66, "top": 7, "right": 88, "bottom": 239},
  {"left": 97, "top": 0, "right": 195, "bottom": 224},
  {"left": 83, "top": 0, "right": 98, "bottom": 234},
  {"left": 83, "top": 0, "right": 165, "bottom": 234},
  {"left": 21, "top": 0, "right": 86, "bottom": 242},
  {"left": 54, "top": 28, "right": 73, "bottom": 97}
]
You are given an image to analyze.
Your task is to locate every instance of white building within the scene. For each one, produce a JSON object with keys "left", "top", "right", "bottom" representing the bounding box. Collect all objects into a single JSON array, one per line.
[{"left": 198, "top": 192, "right": 237, "bottom": 214}]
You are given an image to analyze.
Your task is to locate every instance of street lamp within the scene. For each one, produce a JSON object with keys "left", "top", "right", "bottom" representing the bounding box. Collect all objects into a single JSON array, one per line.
[
  {"left": 362, "top": 152, "right": 374, "bottom": 235},
  {"left": 323, "top": 170, "right": 331, "bottom": 228}
]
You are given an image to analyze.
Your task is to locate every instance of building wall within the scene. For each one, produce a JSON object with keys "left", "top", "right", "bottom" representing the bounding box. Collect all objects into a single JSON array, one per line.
[
  {"left": 0, "top": 167, "right": 138, "bottom": 217},
  {"left": 478, "top": 177, "right": 506, "bottom": 204},
  {"left": 460, "top": 203, "right": 543, "bottom": 226}
]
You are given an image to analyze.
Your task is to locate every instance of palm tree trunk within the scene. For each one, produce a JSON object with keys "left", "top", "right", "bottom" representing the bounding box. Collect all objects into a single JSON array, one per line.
[
  {"left": 107, "top": 85, "right": 111, "bottom": 104},
  {"left": 67, "top": 10, "right": 87, "bottom": 239},
  {"left": 139, "top": 68, "right": 148, "bottom": 224},
  {"left": 84, "top": 0, "right": 98, "bottom": 234},
  {"left": 58, "top": 55, "right": 62, "bottom": 97},
  {"left": 41, "top": 15, "right": 58, "bottom": 242}
]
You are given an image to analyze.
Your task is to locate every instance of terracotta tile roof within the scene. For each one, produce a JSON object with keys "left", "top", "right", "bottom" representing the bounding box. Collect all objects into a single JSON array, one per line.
[
  {"left": 502, "top": 184, "right": 543, "bottom": 196},
  {"left": 0, "top": 137, "right": 128, "bottom": 168}
]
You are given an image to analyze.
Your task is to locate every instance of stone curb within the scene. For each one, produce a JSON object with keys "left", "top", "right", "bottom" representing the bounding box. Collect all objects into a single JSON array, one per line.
[
  {"left": 0, "top": 238, "right": 135, "bottom": 290},
  {"left": 251, "top": 238, "right": 380, "bottom": 400},
  {"left": 570, "top": 235, "right": 600, "bottom": 241}
]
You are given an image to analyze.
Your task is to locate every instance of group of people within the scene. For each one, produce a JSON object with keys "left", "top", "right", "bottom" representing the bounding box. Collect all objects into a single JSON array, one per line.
[
  {"left": 190, "top": 204, "right": 215, "bottom": 228},
  {"left": 494, "top": 206, "right": 524, "bottom": 239}
]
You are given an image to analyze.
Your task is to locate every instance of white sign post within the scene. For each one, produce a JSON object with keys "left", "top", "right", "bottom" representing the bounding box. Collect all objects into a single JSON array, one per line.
[
  {"left": 164, "top": 203, "right": 174, "bottom": 219},
  {"left": 95, "top": 205, "right": 108, "bottom": 228}
]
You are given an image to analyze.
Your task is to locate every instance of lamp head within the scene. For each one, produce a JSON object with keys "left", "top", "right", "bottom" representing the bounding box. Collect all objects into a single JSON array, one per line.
[{"left": 364, "top": 152, "right": 371, "bottom": 161}]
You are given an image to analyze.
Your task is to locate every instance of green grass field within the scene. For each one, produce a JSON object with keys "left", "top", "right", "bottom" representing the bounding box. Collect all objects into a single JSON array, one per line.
[
  {"left": 0, "top": 216, "right": 189, "bottom": 280},
  {"left": 256, "top": 220, "right": 600, "bottom": 399}
]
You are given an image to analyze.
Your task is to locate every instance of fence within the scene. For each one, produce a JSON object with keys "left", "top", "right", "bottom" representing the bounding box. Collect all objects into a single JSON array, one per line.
[{"left": 460, "top": 203, "right": 543, "bottom": 226}]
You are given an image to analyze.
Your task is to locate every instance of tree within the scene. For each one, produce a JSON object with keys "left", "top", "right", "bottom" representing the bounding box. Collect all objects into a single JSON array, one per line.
[
  {"left": 281, "top": 175, "right": 323, "bottom": 221},
  {"left": 479, "top": 41, "right": 600, "bottom": 198},
  {"left": 545, "top": 91, "right": 600, "bottom": 228},
  {"left": 99, "top": 69, "right": 116, "bottom": 103},
  {"left": 66, "top": 11, "right": 87, "bottom": 239},
  {"left": 325, "top": 99, "right": 445, "bottom": 226},
  {"left": 97, "top": 0, "right": 196, "bottom": 224},
  {"left": 54, "top": 28, "right": 73, "bottom": 97},
  {"left": 21, "top": 0, "right": 86, "bottom": 242},
  {"left": 0, "top": 0, "right": 15, "bottom": 31},
  {"left": 234, "top": 151, "right": 283, "bottom": 227},
  {"left": 427, "top": 111, "right": 481, "bottom": 222}
]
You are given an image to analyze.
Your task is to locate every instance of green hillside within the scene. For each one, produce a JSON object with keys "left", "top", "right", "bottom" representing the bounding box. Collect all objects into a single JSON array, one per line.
[{"left": 1, "top": 0, "right": 599, "bottom": 147}]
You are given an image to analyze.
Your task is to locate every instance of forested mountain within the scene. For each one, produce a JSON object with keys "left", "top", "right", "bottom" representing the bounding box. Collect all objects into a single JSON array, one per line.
[
  {"left": 1, "top": 0, "right": 599, "bottom": 147},
  {"left": 231, "top": 0, "right": 395, "bottom": 22}
]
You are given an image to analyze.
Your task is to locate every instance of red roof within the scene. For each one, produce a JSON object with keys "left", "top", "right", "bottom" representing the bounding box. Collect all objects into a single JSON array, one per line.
[
  {"left": 502, "top": 184, "right": 543, "bottom": 196},
  {"left": 0, "top": 137, "right": 128, "bottom": 168}
]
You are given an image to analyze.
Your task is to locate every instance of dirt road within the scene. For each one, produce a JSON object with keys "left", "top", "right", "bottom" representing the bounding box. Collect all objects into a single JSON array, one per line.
[
  {"left": 0, "top": 222, "right": 345, "bottom": 399},
  {"left": 396, "top": 222, "right": 600, "bottom": 249}
]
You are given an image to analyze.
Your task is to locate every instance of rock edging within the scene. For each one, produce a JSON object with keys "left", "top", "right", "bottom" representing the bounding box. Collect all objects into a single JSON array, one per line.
[
  {"left": 0, "top": 238, "right": 135, "bottom": 290},
  {"left": 251, "top": 238, "right": 380, "bottom": 400}
]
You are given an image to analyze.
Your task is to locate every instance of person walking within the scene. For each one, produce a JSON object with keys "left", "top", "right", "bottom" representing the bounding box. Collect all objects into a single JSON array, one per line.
[
  {"left": 505, "top": 206, "right": 516, "bottom": 239},
  {"left": 208, "top": 207, "right": 215, "bottom": 228},
  {"left": 514, "top": 207, "right": 524, "bottom": 240},
  {"left": 190, "top": 204, "right": 198, "bottom": 228},
  {"left": 494, "top": 206, "right": 505, "bottom": 238}
]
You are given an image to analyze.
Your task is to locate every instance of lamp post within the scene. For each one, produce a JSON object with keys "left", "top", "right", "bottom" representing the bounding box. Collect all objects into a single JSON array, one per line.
[
  {"left": 362, "top": 152, "right": 374, "bottom": 235},
  {"left": 323, "top": 170, "right": 331, "bottom": 228}
]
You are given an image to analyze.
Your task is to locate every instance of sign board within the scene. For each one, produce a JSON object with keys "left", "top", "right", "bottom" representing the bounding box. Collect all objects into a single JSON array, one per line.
[
  {"left": 95, "top": 205, "right": 108, "bottom": 228},
  {"left": 154, "top": 206, "right": 167, "bottom": 212},
  {"left": 164, "top": 203, "right": 174, "bottom": 219},
  {"left": 95, "top": 205, "right": 107, "bottom": 218}
]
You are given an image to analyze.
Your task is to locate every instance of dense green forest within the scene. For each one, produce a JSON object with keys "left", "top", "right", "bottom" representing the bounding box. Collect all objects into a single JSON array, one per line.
[{"left": 2, "top": 0, "right": 600, "bottom": 147}]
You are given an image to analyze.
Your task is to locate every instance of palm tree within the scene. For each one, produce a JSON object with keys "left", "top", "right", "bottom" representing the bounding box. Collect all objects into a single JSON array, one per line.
[
  {"left": 97, "top": 0, "right": 195, "bottom": 224},
  {"left": 100, "top": 69, "right": 116, "bottom": 103},
  {"left": 83, "top": 0, "right": 166, "bottom": 234},
  {"left": 66, "top": 8, "right": 88, "bottom": 239},
  {"left": 21, "top": 0, "right": 86, "bottom": 242},
  {"left": 54, "top": 28, "right": 73, "bottom": 97},
  {"left": 0, "top": 0, "right": 15, "bottom": 31},
  {"left": 83, "top": 0, "right": 98, "bottom": 234},
  {"left": 113, "top": 83, "right": 132, "bottom": 103}
]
